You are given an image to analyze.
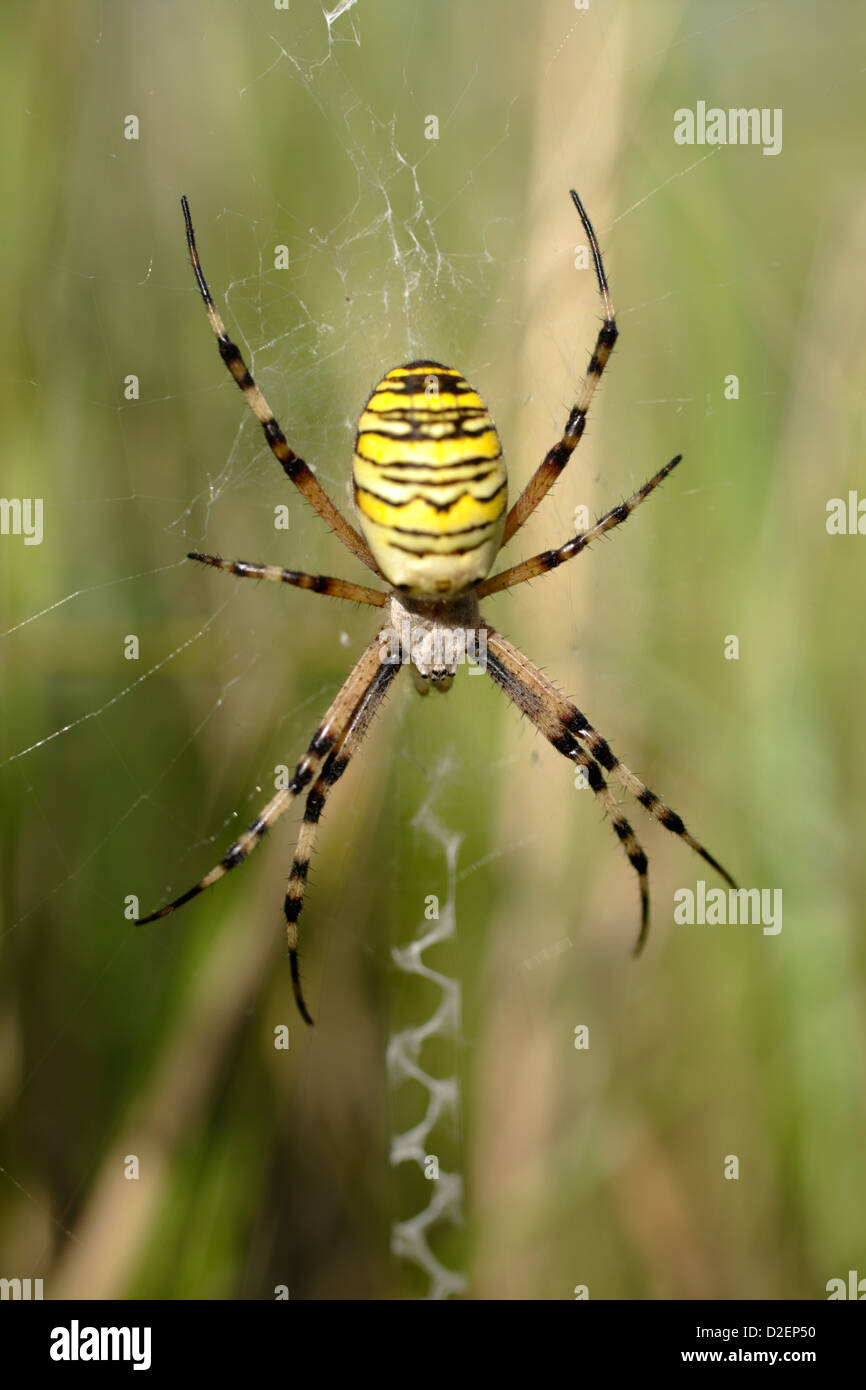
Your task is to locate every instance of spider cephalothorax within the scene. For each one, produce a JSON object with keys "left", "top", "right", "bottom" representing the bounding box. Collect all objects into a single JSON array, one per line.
[{"left": 137, "top": 192, "right": 735, "bottom": 1024}]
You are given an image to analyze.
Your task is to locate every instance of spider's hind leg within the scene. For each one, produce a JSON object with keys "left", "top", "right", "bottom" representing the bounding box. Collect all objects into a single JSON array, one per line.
[
  {"left": 481, "top": 620, "right": 735, "bottom": 953},
  {"left": 481, "top": 623, "right": 651, "bottom": 948},
  {"left": 136, "top": 634, "right": 386, "bottom": 932},
  {"left": 565, "top": 711, "right": 736, "bottom": 889},
  {"left": 283, "top": 656, "right": 402, "bottom": 1023}
]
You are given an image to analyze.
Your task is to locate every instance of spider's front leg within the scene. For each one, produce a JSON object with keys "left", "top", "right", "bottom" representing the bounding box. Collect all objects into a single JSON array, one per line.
[
  {"left": 500, "top": 189, "right": 618, "bottom": 548},
  {"left": 180, "top": 196, "right": 381, "bottom": 576}
]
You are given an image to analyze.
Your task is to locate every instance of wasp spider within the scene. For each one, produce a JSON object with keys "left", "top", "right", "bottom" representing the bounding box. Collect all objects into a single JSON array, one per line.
[{"left": 138, "top": 192, "right": 735, "bottom": 1024}]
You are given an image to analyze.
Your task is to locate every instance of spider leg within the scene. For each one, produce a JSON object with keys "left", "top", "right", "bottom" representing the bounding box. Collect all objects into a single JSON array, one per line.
[
  {"left": 136, "top": 631, "right": 388, "bottom": 927},
  {"left": 481, "top": 622, "right": 650, "bottom": 949},
  {"left": 482, "top": 622, "right": 736, "bottom": 950},
  {"left": 180, "top": 196, "right": 381, "bottom": 576},
  {"left": 188, "top": 552, "right": 387, "bottom": 607},
  {"left": 284, "top": 657, "right": 402, "bottom": 1024},
  {"left": 501, "top": 189, "right": 618, "bottom": 548},
  {"left": 478, "top": 455, "right": 681, "bottom": 598},
  {"left": 550, "top": 685, "right": 737, "bottom": 890}
]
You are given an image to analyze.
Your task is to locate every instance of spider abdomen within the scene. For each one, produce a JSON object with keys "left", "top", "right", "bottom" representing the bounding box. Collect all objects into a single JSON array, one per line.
[{"left": 353, "top": 361, "right": 507, "bottom": 597}]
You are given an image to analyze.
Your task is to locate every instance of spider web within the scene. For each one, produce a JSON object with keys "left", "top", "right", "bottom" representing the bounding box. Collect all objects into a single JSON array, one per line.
[
  {"left": 1, "top": 0, "right": 531, "bottom": 1302},
  {"left": 0, "top": 0, "right": 766, "bottom": 1301}
]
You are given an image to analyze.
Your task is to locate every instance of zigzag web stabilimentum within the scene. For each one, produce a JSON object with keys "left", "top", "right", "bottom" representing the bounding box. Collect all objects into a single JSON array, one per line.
[{"left": 387, "top": 756, "right": 467, "bottom": 1300}]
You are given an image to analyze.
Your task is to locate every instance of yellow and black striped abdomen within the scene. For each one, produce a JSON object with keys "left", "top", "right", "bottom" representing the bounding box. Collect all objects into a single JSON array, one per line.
[{"left": 353, "top": 361, "right": 507, "bottom": 597}]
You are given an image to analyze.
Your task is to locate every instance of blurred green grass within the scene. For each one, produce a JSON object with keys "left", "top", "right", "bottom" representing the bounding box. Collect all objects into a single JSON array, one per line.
[{"left": 1, "top": 0, "right": 865, "bottom": 1300}]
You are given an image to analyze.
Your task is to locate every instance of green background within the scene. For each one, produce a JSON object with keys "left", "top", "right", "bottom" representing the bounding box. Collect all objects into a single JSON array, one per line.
[{"left": 1, "top": 0, "right": 864, "bottom": 1299}]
